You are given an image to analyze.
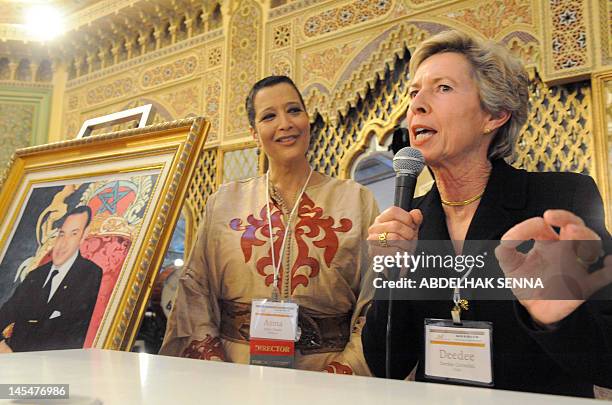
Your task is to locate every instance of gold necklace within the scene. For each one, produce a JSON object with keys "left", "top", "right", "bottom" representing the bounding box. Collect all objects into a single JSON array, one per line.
[{"left": 440, "top": 190, "right": 485, "bottom": 206}]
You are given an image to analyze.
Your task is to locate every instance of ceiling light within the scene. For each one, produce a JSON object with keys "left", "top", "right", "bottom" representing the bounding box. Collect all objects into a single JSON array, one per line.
[{"left": 25, "top": 5, "right": 65, "bottom": 41}]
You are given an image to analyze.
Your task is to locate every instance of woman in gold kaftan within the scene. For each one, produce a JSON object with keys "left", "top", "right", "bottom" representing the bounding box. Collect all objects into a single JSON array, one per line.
[{"left": 160, "top": 76, "right": 379, "bottom": 375}]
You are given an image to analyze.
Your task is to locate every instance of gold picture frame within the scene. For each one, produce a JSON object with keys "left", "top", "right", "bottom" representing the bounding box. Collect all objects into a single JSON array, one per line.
[{"left": 0, "top": 117, "right": 209, "bottom": 351}]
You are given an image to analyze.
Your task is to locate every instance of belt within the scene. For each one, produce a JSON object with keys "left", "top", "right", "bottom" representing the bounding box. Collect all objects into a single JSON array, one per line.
[{"left": 219, "top": 300, "right": 351, "bottom": 355}]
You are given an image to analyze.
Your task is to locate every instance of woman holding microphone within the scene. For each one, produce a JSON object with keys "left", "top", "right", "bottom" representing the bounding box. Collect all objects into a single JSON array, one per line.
[{"left": 362, "top": 30, "right": 612, "bottom": 397}]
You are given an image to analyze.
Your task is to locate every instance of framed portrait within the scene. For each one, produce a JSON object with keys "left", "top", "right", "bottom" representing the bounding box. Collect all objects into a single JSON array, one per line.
[{"left": 0, "top": 117, "right": 209, "bottom": 351}]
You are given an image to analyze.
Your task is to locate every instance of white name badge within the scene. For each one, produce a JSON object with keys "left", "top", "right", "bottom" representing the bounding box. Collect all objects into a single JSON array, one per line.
[
  {"left": 249, "top": 299, "right": 299, "bottom": 368},
  {"left": 424, "top": 319, "right": 494, "bottom": 386},
  {"left": 250, "top": 299, "right": 299, "bottom": 340}
]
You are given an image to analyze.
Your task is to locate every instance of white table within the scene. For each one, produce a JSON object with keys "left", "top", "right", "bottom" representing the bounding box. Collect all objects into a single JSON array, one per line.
[{"left": 0, "top": 349, "right": 601, "bottom": 404}]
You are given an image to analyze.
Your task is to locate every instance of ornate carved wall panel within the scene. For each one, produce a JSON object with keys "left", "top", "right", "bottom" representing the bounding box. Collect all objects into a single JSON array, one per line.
[
  {"left": 203, "top": 74, "right": 223, "bottom": 144},
  {"left": 599, "top": 0, "right": 612, "bottom": 66},
  {"left": 0, "top": 85, "right": 52, "bottom": 168},
  {"left": 267, "top": 19, "right": 293, "bottom": 77},
  {"left": 225, "top": 0, "right": 262, "bottom": 142},
  {"left": 186, "top": 148, "right": 219, "bottom": 227},
  {"left": 159, "top": 84, "right": 202, "bottom": 118},
  {"left": 140, "top": 55, "right": 198, "bottom": 89},
  {"left": 513, "top": 76, "right": 594, "bottom": 175},
  {"left": 0, "top": 103, "right": 34, "bottom": 167},
  {"left": 269, "top": 0, "right": 324, "bottom": 20},
  {"left": 63, "top": 28, "right": 222, "bottom": 84},
  {"left": 208, "top": 46, "right": 223, "bottom": 68},
  {"left": 299, "top": 0, "right": 393, "bottom": 39},
  {"left": 269, "top": 51, "right": 293, "bottom": 77},
  {"left": 85, "top": 76, "right": 136, "bottom": 107},
  {"left": 541, "top": 0, "right": 593, "bottom": 82},
  {"left": 271, "top": 22, "right": 292, "bottom": 50},
  {"left": 434, "top": 0, "right": 533, "bottom": 39},
  {"left": 300, "top": 36, "right": 369, "bottom": 89},
  {"left": 220, "top": 145, "right": 259, "bottom": 184},
  {"left": 501, "top": 31, "right": 540, "bottom": 68},
  {"left": 204, "top": 39, "right": 225, "bottom": 145}
]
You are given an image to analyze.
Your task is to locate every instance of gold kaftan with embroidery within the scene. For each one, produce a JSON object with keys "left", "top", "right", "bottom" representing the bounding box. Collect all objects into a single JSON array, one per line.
[{"left": 160, "top": 174, "right": 379, "bottom": 375}]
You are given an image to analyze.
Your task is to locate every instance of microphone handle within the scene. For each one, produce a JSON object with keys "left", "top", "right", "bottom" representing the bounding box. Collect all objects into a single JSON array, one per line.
[
  {"left": 394, "top": 174, "right": 418, "bottom": 211},
  {"left": 386, "top": 173, "right": 418, "bottom": 378}
]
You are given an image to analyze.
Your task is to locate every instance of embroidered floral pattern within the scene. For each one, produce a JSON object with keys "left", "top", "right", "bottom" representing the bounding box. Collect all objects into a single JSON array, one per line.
[
  {"left": 230, "top": 193, "right": 352, "bottom": 294},
  {"left": 181, "top": 335, "right": 225, "bottom": 361},
  {"left": 323, "top": 361, "right": 353, "bottom": 374}
]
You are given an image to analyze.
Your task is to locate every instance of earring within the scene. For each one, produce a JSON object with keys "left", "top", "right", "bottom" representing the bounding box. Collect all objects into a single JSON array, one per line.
[{"left": 484, "top": 128, "right": 492, "bottom": 135}]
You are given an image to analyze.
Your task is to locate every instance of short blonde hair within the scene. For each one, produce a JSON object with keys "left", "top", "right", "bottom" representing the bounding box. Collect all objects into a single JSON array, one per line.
[{"left": 409, "top": 30, "right": 529, "bottom": 160}]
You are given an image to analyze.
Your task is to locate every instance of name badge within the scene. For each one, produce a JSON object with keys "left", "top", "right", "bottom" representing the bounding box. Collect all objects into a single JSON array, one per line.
[
  {"left": 424, "top": 319, "right": 493, "bottom": 386},
  {"left": 249, "top": 299, "right": 299, "bottom": 368}
]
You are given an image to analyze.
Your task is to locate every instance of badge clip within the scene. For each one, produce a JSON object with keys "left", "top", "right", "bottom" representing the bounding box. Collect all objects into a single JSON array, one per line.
[
  {"left": 271, "top": 286, "right": 281, "bottom": 302},
  {"left": 451, "top": 299, "right": 469, "bottom": 325}
]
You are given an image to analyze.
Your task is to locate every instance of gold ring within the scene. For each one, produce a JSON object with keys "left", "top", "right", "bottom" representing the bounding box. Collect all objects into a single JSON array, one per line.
[
  {"left": 576, "top": 256, "right": 589, "bottom": 268},
  {"left": 378, "top": 232, "right": 389, "bottom": 248},
  {"left": 576, "top": 255, "right": 598, "bottom": 269}
]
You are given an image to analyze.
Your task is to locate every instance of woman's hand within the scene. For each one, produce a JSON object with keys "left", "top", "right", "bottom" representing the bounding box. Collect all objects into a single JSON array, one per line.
[
  {"left": 367, "top": 207, "right": 422, "bottom": 256},
  {"left": 495, "top": 209, "right": 612, "bottom": 326},
  {"left": 0, "top": 340, "right": 13, "bottom": 353}
]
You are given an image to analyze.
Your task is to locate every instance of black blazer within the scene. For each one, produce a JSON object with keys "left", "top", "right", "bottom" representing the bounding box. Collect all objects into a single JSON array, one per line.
[
  {"left": 0, "top": 253, "right": 102, "bottom": 351},
  {"left": 363, "top": 160, "right": 612, "bottom": 397}
]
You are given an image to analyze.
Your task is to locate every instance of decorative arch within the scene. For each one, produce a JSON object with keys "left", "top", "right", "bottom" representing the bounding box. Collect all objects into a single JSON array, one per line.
[
  {"left": 0, "top": 58, "right": 10, "bottom": 80},
  {"left": 15, "top": 59, "right": 31, "bottom": 82},
  {"left": 303, "top": 22, "right": 430, "bottom": 121},
  {"left": 309, "top": 46, "right": 412, "bottom": 179}
]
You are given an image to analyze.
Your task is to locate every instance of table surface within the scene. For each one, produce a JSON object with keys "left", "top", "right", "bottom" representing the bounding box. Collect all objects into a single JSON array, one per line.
[{"left": 0, "top": 349, "right": 601, "bottom": 405}]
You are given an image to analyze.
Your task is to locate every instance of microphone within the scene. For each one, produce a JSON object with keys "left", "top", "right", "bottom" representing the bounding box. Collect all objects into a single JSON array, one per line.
[
  {"left": 392, "top": 147, "right": 425, "bottom": 211},
  {"left": 385, "top": 146, "right": 424, "bottom": 379}
]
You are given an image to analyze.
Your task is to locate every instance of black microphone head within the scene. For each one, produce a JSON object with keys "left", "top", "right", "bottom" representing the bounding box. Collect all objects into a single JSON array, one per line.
[{"left": 393, "top": 147, "right": 425, "bottom": 176}]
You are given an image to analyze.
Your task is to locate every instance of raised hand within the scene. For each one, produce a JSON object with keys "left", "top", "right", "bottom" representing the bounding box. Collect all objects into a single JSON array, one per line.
[{"left": 495, "top": 209, "right": 612, "bottom": 325}]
